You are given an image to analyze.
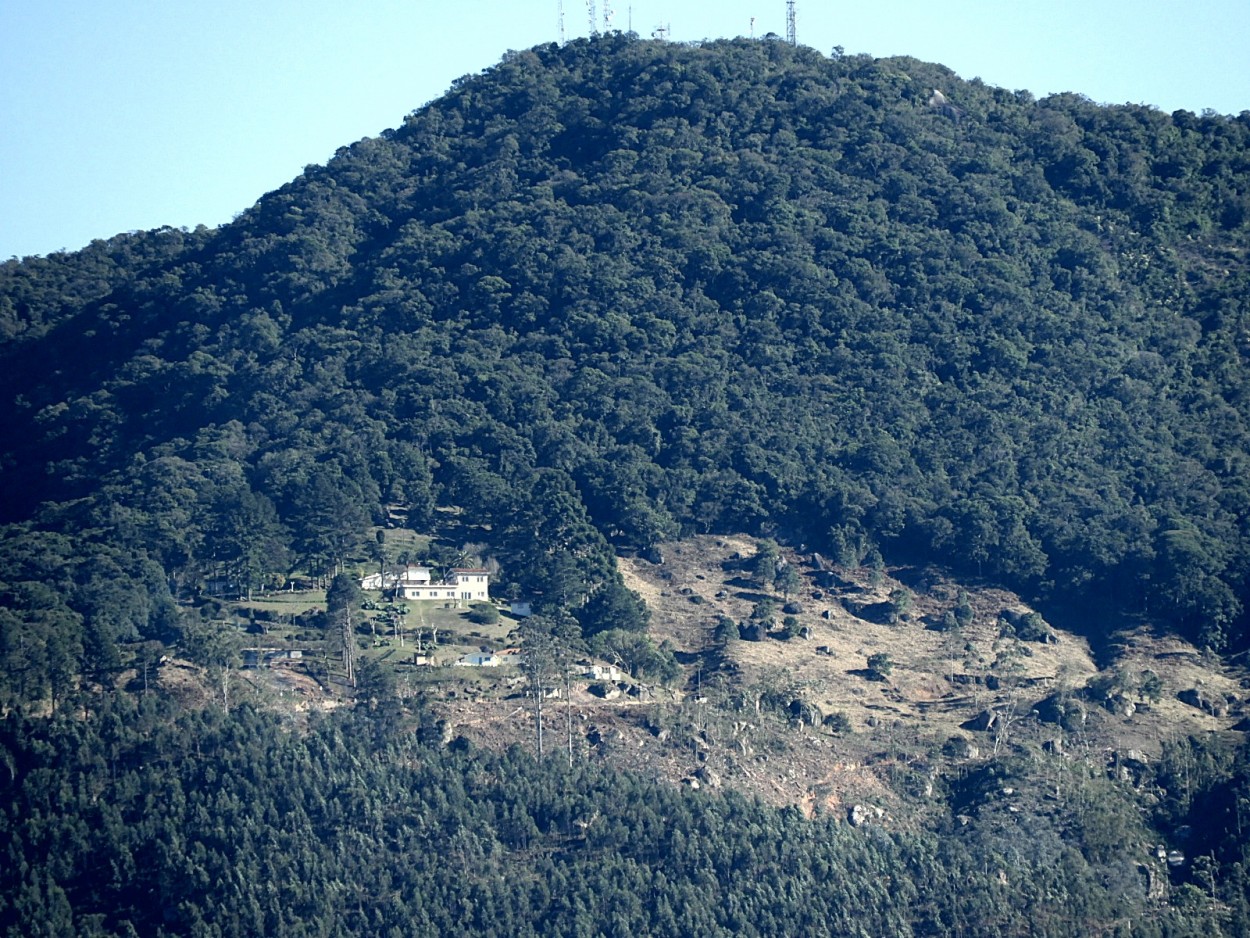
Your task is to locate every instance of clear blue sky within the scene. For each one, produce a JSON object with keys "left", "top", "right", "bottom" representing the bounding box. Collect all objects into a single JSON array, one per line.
[{"left": 3, "top": 0, "right": 1248, "bottom": 260}]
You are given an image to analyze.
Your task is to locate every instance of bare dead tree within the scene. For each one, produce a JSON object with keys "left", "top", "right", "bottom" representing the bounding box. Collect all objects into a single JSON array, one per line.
[{"left": 519, "top": 616, "right": 558, "bottom": 759}]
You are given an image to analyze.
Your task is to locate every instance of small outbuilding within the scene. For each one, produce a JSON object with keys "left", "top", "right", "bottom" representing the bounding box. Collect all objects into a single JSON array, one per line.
[{"left": 454, "top": 653, "right": 501, "bottom": 668}]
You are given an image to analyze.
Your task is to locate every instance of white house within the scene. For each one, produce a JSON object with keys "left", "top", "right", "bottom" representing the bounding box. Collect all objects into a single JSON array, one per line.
[
  {"left": 586, "top": 664, "right": 623, "bottom": 682},
  {"left": 361, "top": 565, "right": 489, "bottom": 607},
  {"left": 454, "top": 652, "right": 501, "bottom": 668}
]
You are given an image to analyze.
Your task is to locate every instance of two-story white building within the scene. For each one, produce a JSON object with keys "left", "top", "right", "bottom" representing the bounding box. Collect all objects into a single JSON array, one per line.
[{"left": 361, "top": 565, "right": 489, "bottom": 607}]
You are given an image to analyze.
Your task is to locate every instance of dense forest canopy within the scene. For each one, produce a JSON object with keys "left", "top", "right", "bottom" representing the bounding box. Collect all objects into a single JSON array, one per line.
[
  {"left": 2, "top": 32, "right": 1249, "bottom": 686},
  {"left": 2, "top": 695, "right": 1243, "bottom": 937}
]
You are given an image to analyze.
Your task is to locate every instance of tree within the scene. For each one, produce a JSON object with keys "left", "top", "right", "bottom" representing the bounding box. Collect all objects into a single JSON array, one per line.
[
  {"left": 576, "top": 578, "right": 650, "bottom": 637},
  {"left": 0, "top": 583, "right": 82, "bottom": 712},
  {"left": 776, "top": 562, "right": 802, "bottom": 600},
  {"left": 752, "top": 540, "right": 780, "bottom": 590},
  {"left": 518, "top": 614, "right": 558, "bottom": 759},
  {"left": 781, "top": 615, "right": 802, "bottom": 639},
  {"left": 591, "top": 629, "right": 680, "bottom": 685},
  {"left": 1153, "top": 523, "right": 1241, "bottom": 651},
  {"left": 953, "top": 591, "right": 974, "bottom": 628},
  {"left": 508, "top": 471, "right": 616, "bottom": 603},
  {"left": 288, "top": 468, "right": 370, "bottom": 581},
  {"left": 209, "top": 486, "right": 288, "bottom": 599},
  {"left": 887, "top": 587, "right": 913, "bottom": 624},
  {"left": 550, "top": 612, "right": 585, "bottom": 767},
  {"left": 180, "top": 612, "right": 241, "bottom": 709},
  {"left": 1138, "top": 669, "right": 1163, "bottom": 703},
  {"left": 327, "top": 573, "right": 363, "bottom": 687},
  {"left": 353, "top": 658, "right": 402, "bottom": 737},
  {"left": 867, "top": 652, "right": 893, "bottom": 681}
]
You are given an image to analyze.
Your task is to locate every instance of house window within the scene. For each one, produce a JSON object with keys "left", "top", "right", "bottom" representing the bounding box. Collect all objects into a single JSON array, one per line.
[{"left": 462, "top": 592, "right": 472, "bottom": 600}]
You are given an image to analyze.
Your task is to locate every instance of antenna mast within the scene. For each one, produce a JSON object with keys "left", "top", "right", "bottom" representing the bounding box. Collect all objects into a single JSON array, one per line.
[
  {"left": 786, "top": 0, "right": 797, "bottom": 45},
  {"left": 603, "top": 1, "right": 613, "bottom": 31},
  {"left": 587, "top": 0, "right": 598, "bottom": 36},
  {"left": 558, "top": 0, "right": 565, "bottom": 44}
]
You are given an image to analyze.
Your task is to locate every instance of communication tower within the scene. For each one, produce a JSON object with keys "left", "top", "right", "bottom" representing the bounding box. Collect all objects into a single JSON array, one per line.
[
  {"left": 587, "top": 0, "right": 598, "bottom": 36},
  {"left": 603, "top": 1, "right": 613, "bottom": 31},
  {"left": 786, "top": 0, "right": 797, "bottom": 45},
  {"left": 558, "top": 0, "right": 565, "bottom": 44}
]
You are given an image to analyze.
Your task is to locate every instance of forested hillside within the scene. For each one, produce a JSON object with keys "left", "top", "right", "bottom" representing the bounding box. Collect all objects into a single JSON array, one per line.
[
  {"left": 2, "top": 33, "right": 1250, "bottom": 935},
  {"left": 3, "top": 696, "right": 1246, "bottom": 937},
  {"left": 3, "top": 34, "right": 1248, "bottom": 665}
]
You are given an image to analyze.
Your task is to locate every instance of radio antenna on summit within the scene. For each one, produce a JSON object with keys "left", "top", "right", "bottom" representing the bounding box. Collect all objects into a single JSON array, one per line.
[
  {"left": 558, "top": 0, "right": 566, "bottom": 44},
  {"left": 587, "top": 0, "right": 598, "bottom": 35},
  {"left": 603, "top": 1, "right": 613, "bottom": 31},
  {"left": 786, "top": 0, "right": 797, "bottom": 45}
]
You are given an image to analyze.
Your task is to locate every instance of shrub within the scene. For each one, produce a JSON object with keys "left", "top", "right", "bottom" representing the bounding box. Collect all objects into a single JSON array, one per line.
[
  {"left": 825, "top": 711, "right": 853, "bottom": 733},
  {"left": 467, "top": 603, "right": 499, "bottom": 625},
  {"left": 953, "top": 594, "right": 974, "bottom": 627},
  {"left": 867, "top": 652, "right": 893, "bottom": 680}
]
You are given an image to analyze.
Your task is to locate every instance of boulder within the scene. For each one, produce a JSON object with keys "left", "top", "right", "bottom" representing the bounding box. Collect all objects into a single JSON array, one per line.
[
  {"left": 694, "top": 766, "right": 722, "bottom": 789},
  {"left": 846, "top": 600, "right": 897, "bottom": 625},
  {"left": 1035, "top": 693, "right": 1088, "bottom": 731},
  {"left": 848, "top": 804, "right": 883, "bottom": 827},
  {"left": 947, "top": 673, "right": 984, "bottom": 687},
  {"left": 789, "top": 699, "right": 824, "bottom": 726},
  {"left": 1103, "top": 693, "right": 1137, "bottom": 718},
  {"left": 962, "top": 710, "right": 998, "bottom": 732},
  {"left": 1178, "top": 687, "right": 1227, "bottom": 717},
  {"left": 739, "top": 622, "right": 768, "bottom": 642},
  {"left": 942, "top": 735, "right": 979, "bottom": 759}
]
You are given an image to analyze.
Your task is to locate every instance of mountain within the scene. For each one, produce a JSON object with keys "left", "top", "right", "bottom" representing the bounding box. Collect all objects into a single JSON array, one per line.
[
  {"left": 2, "top": 33, "right": 1250, "bottom": 933},
  {"left": 4, "top": 34, "right": 1249, "bottom": 664}
]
